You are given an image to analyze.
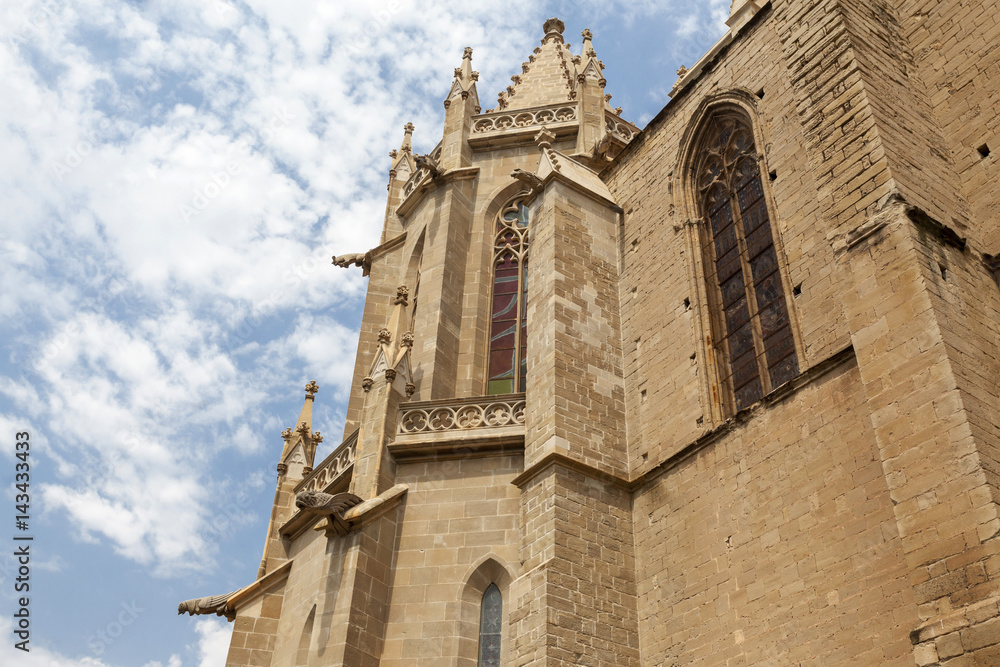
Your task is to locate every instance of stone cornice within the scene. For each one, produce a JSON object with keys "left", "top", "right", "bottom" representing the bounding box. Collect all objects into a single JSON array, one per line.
[{"left": 225, "top": 560, "right": 293, "bottom": 613}]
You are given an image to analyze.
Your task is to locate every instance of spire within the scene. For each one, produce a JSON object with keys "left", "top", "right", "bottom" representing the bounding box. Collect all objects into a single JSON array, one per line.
[
  {"left": 384, "top": 123, "right": 416, "bottom": 242},
  {"left": 440, "top": 48, "right": 479, "bottom": 169},
  {"left": 574, "top": 26, "right": 608, "bottom": 156},
  {"left": 499, "top": 18, "right": 575, "bottom": 111},
  {"left": 444, "top": 46, "right": 480, "bottom": 110},
  {"left": 389, "top": 123, "right": 416, "bottom": 180},
  {"left": 278, "top": 381, "right": 323, "bottom": 476}
]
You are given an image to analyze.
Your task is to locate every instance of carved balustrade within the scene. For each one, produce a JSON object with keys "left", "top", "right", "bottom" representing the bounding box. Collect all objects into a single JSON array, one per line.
[
  {"left": 398, "top": 395, "right": 526, "bottom": 435},
  {"left": 295, "top": 430, "right": 358, "bottom": 494},
  {"left": 400, "top": 144, "right": 443, "bottom": 199},
  {"left": 606, "top": 115, "right": 638, "bottom": 143},
  {"left": 472, "top": 104, "right": 577, "bottom": 136}
]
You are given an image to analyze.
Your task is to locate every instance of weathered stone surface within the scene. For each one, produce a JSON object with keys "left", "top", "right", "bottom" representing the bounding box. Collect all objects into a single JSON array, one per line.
[{"left": 177, "top": 6, "right": 1000, "bottom": 666}]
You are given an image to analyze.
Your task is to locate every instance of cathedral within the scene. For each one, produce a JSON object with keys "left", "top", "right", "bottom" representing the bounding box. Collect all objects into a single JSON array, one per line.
[{"left": 179, "top": 1, "right": 1000, "bottom": 664}]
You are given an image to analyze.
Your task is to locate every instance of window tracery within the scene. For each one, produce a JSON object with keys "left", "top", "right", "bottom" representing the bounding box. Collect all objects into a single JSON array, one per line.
[
  {"left": 695, "top": 112, "right": 798, "bottom": 412},
  {"left": 487, "top": 198, "right": 529, "bottom": 395},
  {"left": 477, "top": 583, "right": 502, "bottom": 667}
]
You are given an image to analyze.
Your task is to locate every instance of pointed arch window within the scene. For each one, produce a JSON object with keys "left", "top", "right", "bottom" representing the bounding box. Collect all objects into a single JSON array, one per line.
[
  {"left": 696, "top": 112, "right": 798, "bottom": 412},
  {"left": 477, "top": 583, "right": 502, "bottom": 666},
  {"left": 487, "top": 198, "right": 529, "bottom": 395}
]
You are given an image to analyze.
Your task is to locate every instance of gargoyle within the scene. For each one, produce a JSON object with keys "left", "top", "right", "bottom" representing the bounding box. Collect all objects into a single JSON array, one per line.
[
  {"left": 591, "top": 130, "right": 614, "bottom": 162},
  {"left": 295, "top": 490, "right": 363, "bottom": 514},
  {"left": 511, "top": 168, "right": 543, "bottom": 194},
  {"left": 295, "top": 490, "right": 365, "bottom": 537},
  {"left": 332, "top": 251, "right": 372, "bottom": 276},
  {"left": 177, "top": 592, "right": 236, "bottom": 621},
  {"left": 414, "top": 153, "right": 439, "bottom": 178}
]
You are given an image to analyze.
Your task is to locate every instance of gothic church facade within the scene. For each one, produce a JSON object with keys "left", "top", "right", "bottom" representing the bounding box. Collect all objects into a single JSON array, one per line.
[{"left": 180, "top": 1, "right": 1000, "bottom": 664}]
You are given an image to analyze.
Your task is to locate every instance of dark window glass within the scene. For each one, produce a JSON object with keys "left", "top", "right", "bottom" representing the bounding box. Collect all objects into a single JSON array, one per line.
[
  {"left": 696, "top": 113, "right": 799, "bottom": 411},
  {"left": 478, "top": 584, "right": 502, "bottom": 667}
]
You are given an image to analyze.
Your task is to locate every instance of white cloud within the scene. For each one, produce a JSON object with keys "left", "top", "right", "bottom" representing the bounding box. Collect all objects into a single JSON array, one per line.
[
  {"left": 0, "top": 615, "right": 112, "bottom": 667},
  {"left": 195, "top": 618, "right": 232, "bottom": 667}
]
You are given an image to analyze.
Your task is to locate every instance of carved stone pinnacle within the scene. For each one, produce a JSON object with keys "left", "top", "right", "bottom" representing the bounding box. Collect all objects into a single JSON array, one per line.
[
  {"left": 378, "top": 328, "right": 392, "bottom": 345},
  {"left": 404, "top": 122, "right": 414, "bottom": 133},
  {"left": 401, "top": 332, "right": 415, "bottom": 348},
  {"left": 463, "top": 46, "right": 473, "bottom": 59},
  {"left": 582, "top": 28, "right": 593, "bottom": 40},
  {"left": 297, "top": 421, "right": 309, "bottom": 435},
  {"left": 543, "top": 17, "right": 565, "bottom": 39},
  {"left": 281, "top": 427, "right": 292, "bottom": 439},
  {"left": 312, "top": 431, "right": 323, "bottom": 444},
  {"left": 305, "top": 380, "right": 319, "bottom": 397},
  {"left": 394, "top": 285, "right": 410, "bottom": 306}
]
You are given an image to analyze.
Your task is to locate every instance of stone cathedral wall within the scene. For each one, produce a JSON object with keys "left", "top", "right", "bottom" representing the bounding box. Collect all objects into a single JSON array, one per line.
[{"left": 633, "top": 360, "right": 917, "bottom": 665}]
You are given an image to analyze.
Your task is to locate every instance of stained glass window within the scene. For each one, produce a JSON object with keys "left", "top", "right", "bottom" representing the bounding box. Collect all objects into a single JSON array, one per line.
[
  {"left": 478, "top": 583, "right": 502, "bottom": 667},
  {"left": 488, "top": 199, "right": 529, "bottom": 395},
  {"left": 696, "top": 113, "right": 798, "bottom": 412}
]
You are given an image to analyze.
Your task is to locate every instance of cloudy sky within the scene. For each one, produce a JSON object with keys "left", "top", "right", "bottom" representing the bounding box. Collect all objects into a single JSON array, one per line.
[{"left": 0, "top": 0, "right": 727, "bottom": 664}]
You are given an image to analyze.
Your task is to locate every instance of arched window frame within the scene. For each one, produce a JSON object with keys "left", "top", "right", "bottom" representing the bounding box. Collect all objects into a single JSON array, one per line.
[
  {"left": 677, "top": 95, "right": 804, "bottom": 421},
  {"left": 459, "top": 556, "right": 513, "bottom": 666},
  {"left": 485, "top": 195, "right": 531, "bottom": 395}
]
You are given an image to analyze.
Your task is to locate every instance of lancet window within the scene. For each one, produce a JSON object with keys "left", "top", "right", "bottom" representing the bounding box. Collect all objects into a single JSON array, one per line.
[
  {"left": 477, "top": 583, "right": 502, "bottom": 667},
  {"left": 695, "top": 112, "right": 798, "bottom": 412},
  {"left": 487, "top": 198, "right": 529, "bottom": 395}
]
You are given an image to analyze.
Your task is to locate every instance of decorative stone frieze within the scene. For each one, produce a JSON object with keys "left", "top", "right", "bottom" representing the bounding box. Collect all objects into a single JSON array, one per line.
[
  {"left": 472, "top": 103, "right": 577, "bottom": 136},
  {"left": 294, "top": 430, "right": 358, "bottom": 494},
  {"left": 398, "top": 395, "right": 526, "bottom": 435}
]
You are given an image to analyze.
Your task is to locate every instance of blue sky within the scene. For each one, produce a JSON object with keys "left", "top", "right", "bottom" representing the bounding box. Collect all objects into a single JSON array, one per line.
[{"left": 0, "top": 1, "right": 727, "bottom": 664}]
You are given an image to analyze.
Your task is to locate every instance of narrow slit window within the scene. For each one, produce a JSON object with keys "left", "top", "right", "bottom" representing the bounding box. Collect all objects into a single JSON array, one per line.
[
  {"left": 488, "top": 198, "right": 529, "bottom": 395},
  {"left": 478, "top": 583, "right": 502, "bottom": 667},
  {"left": 696, "top": 113, "right": 798, "bottom": 412}
]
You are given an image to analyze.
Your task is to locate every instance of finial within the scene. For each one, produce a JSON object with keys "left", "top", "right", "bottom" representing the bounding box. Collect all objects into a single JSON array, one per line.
[
  {"left": 312, "top": 431, "right": 323, "bottom": 445},
  {"left": 394, "top": 285, "right": 409, "bottom": 306},
  {"left": 676, "top": 65, "right": 688, "bottom": 78},
  {"left": 378, "top": 328, "right": 392, "bottom": 345},
  {"left": 581, "top": 28, "right": 593, "bottom": 40},
  {"left": 542, "top": 18, "right": 566, "bottom": 44},
  {"left": 297, "top": 421, "right": 309, "bottom": 436},
  {"left": 463, "top": 46, "right": 473, "bottom": 60},
  {"left": 401, "top": 332, "right": 414, "bottom": 348},
  {"left": 281, "top": 427, "right": 292, "bottom": 440},
  {"left": 305, "top": 380, "right": 319, "bottom": 397},
  {"left": 535, "top": 127, "right": 555, "bottom": 150}
]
